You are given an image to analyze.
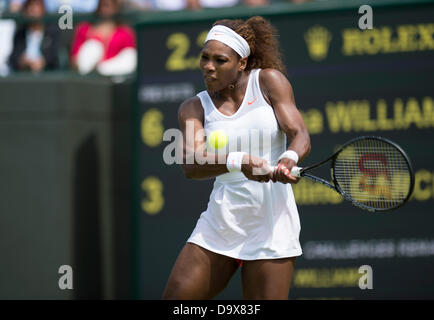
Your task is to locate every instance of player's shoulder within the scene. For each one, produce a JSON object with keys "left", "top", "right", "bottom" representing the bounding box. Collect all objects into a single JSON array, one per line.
[
  {"left": 259, "top": 68, "right": 293, "bottom": 92},
  {"left": 259, "top": 68, "right": 288, "bottom": 84},
  {"left": 177, "top": 96, "right": 203, "bottom": 120}
]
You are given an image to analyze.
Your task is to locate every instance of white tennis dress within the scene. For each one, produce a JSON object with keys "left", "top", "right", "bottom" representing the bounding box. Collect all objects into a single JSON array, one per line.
[{"left": 187, "top": 69, "right": 302, "bottom": 260}]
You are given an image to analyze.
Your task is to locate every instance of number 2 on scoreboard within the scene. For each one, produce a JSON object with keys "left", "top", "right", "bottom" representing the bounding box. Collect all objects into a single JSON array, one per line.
[{"left": 165, "top": 31, "right": 208, "bottom": 71}]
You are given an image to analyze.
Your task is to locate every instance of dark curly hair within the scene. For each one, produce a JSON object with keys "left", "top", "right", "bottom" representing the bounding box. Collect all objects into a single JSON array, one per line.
[{"left": 213, "top": 16, "right": 287, "bottom": 76}]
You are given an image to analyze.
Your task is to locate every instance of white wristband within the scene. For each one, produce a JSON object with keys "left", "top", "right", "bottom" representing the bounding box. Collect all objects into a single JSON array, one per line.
[
  {"left": 226, "top": 152, "right": 246, "bottom": 172},
  {"left": 278, "top": 150, "right": 299, "bottom": 164}
]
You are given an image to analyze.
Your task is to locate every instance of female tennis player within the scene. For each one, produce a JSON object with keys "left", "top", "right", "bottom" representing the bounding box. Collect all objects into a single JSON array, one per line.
[{"left": 162, "top": 16, "right": 311, "bottom": 300}]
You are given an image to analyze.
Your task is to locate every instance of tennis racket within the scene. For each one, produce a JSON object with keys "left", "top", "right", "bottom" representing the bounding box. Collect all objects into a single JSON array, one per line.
[{"left": 272, "top": 136, "right": 415, "bottom": 212}]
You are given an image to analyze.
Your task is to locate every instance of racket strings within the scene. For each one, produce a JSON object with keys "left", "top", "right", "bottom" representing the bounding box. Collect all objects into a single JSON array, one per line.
[{"left": 333, "top": 138, "right": 411, "bottom": 210}]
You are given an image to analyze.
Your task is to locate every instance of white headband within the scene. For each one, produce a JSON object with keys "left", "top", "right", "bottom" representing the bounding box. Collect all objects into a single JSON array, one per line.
[{"left": 204, "top": 25, "right": 251, "bottom": 58}]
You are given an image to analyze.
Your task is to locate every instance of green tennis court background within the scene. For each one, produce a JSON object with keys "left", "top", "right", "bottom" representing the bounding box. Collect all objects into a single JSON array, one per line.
[{"left": 133, "top": 0, "right": 434, "bottom": 299}]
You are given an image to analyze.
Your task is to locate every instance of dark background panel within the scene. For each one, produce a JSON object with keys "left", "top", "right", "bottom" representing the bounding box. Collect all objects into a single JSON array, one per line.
[{"left": 135, "top": 1, "right": 434, "bottom": 300}]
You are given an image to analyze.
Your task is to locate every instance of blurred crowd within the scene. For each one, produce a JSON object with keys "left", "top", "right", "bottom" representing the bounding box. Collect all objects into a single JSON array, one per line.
[{"left": 0, "top": 0, "right": 316, "bottom": 76}]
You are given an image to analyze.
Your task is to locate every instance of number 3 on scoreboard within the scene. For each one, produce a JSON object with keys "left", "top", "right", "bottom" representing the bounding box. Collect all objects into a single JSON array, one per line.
[
  {"left": 165, "top": 31, "right": 208, "bottom": 72},
  {"left": 141, "top": 176, "right": 164, "bottom": 215}
]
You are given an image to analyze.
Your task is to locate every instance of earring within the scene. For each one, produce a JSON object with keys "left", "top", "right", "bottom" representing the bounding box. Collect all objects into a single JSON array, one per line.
[{"left": 228, "top": 84, "right": 235, "bottom": 90}]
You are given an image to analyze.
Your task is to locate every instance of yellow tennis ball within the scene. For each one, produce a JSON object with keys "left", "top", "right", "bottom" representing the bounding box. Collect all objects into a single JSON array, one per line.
[{"left": 208, "top": 130, "right": 228, "bottom": 150}]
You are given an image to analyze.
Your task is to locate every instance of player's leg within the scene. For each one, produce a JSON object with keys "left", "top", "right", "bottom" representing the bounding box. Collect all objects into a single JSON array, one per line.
[
  {"left": 241, "top": 257, "right": 296, "bottom": 300},
  {"left": 162, "top": 243, "right": 239, "bottom": 299}
]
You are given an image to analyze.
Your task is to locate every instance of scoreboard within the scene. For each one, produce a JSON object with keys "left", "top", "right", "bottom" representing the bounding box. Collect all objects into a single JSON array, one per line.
[{"left": 133, "top": 0, "right": 434, "bottom": 299}]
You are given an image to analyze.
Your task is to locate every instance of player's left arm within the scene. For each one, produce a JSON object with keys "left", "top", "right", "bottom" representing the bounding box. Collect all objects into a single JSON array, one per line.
[{"left": 259, "top": 68, "right": 311, "bottom": 183}]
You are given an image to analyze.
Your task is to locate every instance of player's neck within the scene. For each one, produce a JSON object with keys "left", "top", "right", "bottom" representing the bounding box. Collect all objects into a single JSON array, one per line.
[{"left": 213, "top": 71, "right": 250, "bottom": 103}]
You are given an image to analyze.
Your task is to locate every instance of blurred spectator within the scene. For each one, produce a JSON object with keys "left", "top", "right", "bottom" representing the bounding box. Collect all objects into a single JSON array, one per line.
[
  {"left": 70, "top": 0, "right": 137, "bottom": 76},
  {"left": 150, "top": 0, "right": 201, "bottom": 11},
  {"left": 151, "top": 0, "right": 186, "bottom": 11},
  {"left": 187, "top": 0, "right": 201, "bottom": 10},
  {"left": 0, "top": 0, "right": 16, "bottom": 76},
  {"left": 9, "top": 0, "right": 99, "bottom": 13},
  {"left": 8, "top": 0, "right": 23, "bottom": 12},
  {"left": 199, "top": 0, "right": 239, "bottom": 9},
  {"left": 121, "top": 0, "right": 152, "bottom": 11},
  {"left": 8, "top": 0, "right": 61, "bottom": 72},
  {"left": 242, "top": 0, "right": 269, "bottom": 7},
  {"left": 149, "top": 0, "right": 240, "bottom": 11}
]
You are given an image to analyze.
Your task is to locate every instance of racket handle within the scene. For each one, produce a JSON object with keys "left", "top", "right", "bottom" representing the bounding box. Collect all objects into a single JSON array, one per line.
[
  {"left": 290, "top": 166, "right": 302, "bottom": 177},
  {"left": 269, "top": 165, "right": 303, "bottom": 177}
]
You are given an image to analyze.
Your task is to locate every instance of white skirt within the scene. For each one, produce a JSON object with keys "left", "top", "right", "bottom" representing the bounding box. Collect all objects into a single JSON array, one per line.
[{"left": 187, "top": 175, "right": 302, "bottom": 261}]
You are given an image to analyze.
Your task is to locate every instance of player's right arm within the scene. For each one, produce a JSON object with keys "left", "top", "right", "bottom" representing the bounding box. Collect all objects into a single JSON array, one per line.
[
  {"left": 178, "top": 97, "right": 228, "bottom": 180},
  {"left": 177, "top": 97, "right": 273, "bottom": 182}
]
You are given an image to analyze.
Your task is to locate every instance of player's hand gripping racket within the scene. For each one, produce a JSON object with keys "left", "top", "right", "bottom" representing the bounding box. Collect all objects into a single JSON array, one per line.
[{"left": 272, "top": 136, "right": 415, "bottom": 212}]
